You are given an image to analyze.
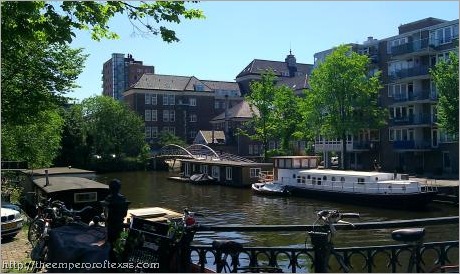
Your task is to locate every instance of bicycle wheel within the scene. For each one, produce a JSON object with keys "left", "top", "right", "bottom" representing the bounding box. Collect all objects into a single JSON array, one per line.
[{"left": 28, "top": 218, "right": 45, "bottom": 247}]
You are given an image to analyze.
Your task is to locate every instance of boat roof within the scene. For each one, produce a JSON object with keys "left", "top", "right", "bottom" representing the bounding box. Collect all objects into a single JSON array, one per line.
[
  {"left": 33, "top": 176, "right": 108, "bottom": 193},
  {"left": 271, "top": 156, "right": 319, "bottom": 159},
  {"left": 180, "top": 159, "right": 272, "bottom": 167},
  {"left": 299, "top": 169, "right": 393, "bottom": 177},
  {"left": 26, "top": 167, "right": 95, "bottom": 176}
]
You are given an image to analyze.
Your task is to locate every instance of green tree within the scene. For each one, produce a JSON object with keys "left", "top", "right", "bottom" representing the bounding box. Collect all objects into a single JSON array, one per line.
[
  {"left": 157, "top": 131, "right": 187, "bottom": 148},
  {"left": 272, "top": 85, "right": 301, "bottom": 153},
  {"left": 306, "top": 45, "right": 385, "bottom": 169},
  {"left": 242, "top": 72, "right": 277, "bottom": 162},
  {"left": 430, "top": 51, "right": 459, "bottom": 135},
  {"left": 80, "top": 96, "right": 148, "bottom": 158},
  {"left": 1, "top": 110, "right": 64, "bottom": 169}
]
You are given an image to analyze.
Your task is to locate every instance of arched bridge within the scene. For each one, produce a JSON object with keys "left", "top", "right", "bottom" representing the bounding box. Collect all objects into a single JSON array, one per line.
[
  {"left": 155, "top": 144, "right": 255, "bottom": 163},
  {"left": 157, "top": 144, "right": 221, "bottom": 161}
]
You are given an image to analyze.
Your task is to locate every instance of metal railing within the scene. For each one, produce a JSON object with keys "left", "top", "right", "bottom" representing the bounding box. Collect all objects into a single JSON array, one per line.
[{"left": 190, "top": 217, "right": 459, "bottom": 273}]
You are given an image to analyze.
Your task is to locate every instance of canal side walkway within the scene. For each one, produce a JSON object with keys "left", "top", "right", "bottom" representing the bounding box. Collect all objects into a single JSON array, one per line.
[{"left": 1, "top": 228, "right": 33, "bottom": 273}]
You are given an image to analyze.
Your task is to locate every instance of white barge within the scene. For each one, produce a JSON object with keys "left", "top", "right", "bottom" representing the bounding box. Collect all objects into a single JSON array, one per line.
[{"left": 257, "top": 156, "right": 438, "bottom": 209}]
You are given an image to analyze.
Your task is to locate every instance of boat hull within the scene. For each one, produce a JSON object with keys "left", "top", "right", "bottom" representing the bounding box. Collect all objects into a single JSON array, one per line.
[{"left": 286, "top": 186, "right": 437, "bottom": 210}]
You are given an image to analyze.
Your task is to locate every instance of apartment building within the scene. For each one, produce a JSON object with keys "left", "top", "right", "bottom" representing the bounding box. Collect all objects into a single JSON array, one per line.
[
  {"left": 313, "top": 17, "right": 459, "bottom": 175},
  {"left": 123, "top": 74, "right": 242, "bottom": 148},
  {"left": 102, "top": 53, "right": 154, "bottom": 101}
]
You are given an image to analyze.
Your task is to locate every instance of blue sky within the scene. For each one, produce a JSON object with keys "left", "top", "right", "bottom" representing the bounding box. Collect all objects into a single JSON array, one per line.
[{"left": 70, "top": 1, "right": 459, "bottom": 101}]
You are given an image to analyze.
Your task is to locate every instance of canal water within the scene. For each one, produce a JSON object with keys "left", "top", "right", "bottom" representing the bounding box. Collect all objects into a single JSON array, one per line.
[{"left": 96, "top": 171, "right": 458, "bottom": 248}]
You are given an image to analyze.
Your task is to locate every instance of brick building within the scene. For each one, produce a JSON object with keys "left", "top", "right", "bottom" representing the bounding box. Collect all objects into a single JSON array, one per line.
[
  {"left": 102, "top": 53, "right": 154, "bottom": 101},
  {"left": 123, "top": 74, "right": 242, "bottom": 148}
]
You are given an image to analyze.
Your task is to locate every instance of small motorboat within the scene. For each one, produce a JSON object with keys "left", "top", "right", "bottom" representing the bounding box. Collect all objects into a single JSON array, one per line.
[
  {"left": 251, "top": 182, "right": 290, "bottom": 196},
  {"left": 189, "top": 173, "right": 216, "bottom": 185}
]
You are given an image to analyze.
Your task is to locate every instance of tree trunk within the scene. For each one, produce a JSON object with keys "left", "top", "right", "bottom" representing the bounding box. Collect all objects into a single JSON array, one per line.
[{"left": 341, "top": 132, "right": 347, "bottom": 170}]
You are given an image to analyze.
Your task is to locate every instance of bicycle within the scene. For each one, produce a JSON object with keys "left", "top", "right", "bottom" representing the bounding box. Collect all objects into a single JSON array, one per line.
[
  {"left": 306, "top": 209, "right": 360, "bottom": 273},
  {"left": 391, "top": 228, "right": 459, "bottom": 273}
]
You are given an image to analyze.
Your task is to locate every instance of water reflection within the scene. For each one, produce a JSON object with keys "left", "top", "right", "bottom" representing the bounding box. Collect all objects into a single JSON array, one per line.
[{"left": 97, "top": 171, "right": 458, "bottom": 246}]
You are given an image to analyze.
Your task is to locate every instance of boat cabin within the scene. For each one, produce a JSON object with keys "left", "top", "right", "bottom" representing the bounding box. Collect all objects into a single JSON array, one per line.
[
  {"left": 271, "top": 156, "right": 320, "bottom": 183},
  {"left": 24, "top": 176, "right": 109, "bottom": 220},
  {"left": 179, "top": 159, "right": 272, "bottom": 187}
]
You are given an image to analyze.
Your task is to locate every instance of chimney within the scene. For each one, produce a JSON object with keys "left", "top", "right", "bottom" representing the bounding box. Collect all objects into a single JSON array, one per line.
[{"left": 45, "top": 169, "right": 50, "bottom": 186}]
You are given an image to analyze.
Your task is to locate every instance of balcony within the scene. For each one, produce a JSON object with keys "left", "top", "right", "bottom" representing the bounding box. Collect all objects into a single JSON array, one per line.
[
  {"left": 390, "top": 91, "right": 437, "bottom": 104},
  {"left": 391, "top": 38, "right": 432, "bottom": 57},
  {"left": 389, "top": 65, "right": 430, "bottom": 81},
  {"left": 389, "top": 114, "right": 433, "bottom": 126},
  {"left": 314, "top": 140, "right": 378, "bottom": 152},
  {"left": 393, "top": 140, "right": 431, "bottom": 151}
]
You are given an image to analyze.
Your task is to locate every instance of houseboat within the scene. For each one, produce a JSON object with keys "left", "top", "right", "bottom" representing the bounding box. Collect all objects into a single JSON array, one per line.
[
  {"left": 258, "top": 156, "right": 438, "bottom": 209},
  {"left": 177, "top": 158, "right": 272, "bottom": 187},
  {"left": 23, "top": 176, "right": 109, "bottom": 220}
]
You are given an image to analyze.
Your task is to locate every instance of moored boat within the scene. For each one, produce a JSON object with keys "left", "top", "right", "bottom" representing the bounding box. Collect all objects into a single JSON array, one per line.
[
  {"left": 189, "top": 173, "right": 217, "bottom": 185},
  {"left": 263, "top": 156, "right": 438, "bottom": 209},
  {"left": 251, "top": 182, "right": 290, "bottom": 196}
]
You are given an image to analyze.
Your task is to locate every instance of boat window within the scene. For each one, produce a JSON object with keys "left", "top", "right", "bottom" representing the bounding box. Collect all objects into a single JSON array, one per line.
[
  {"left": 323, "top": 176, "right": 327, "bottom": 181},
  {"left": 297, "top": 176, "right": 301, "bottom": 183},
  {"left": 312, "top": 177, "right": 316, "bottom": 185},
  {"left": 250, "top": 168, "right": 261, "bottom": 178},
  {"left": 358, "top": 178, "right": 365, "bottom": 183},
  {"left": 340, "top": 177, "right": 345, "bottom": 182},
  {"left": 278, "top": 159, "right": 285, "bottom": 168},
  {"left": 375, "top": 177, "right": 379, "bottom": 181},
  {"left": 292, "top": 174, "right": 296, "bottom": 179},
  {"left": 285, "top": 159, "right": 292, "bottom": 168},
  {"left": 331, "top": 177, "right": 336, "bottom": 181},
  {"left": 307, "top": 175, "right": 311, "bottom": 179},
  {"left": 301, "top": 159, "right": 309, "bottom": 168},
  {"left": 301, "top": 176, "right": 306, "bottom": 184},
  {"left": 74, "top": 192, "right": 97, "bottom": 203},
  {"left": 317, "top": 178, "right": 322, "bottom": 185},
  {"left": 293, "top": 159, "right": 301, "bottom": 168}
]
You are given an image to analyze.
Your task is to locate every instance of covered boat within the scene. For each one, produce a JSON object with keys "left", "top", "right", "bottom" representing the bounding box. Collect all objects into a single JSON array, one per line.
[
  {"left": 251, "top": 182, "right": 290, "bottom": 196},
  {"left": 189, "top": 173, "right": 216, "bottom": 185}
]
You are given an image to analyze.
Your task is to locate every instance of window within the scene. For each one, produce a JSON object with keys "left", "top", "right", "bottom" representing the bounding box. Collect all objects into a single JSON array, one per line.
[
  {"left": 163, "top": 95, "right": 168, "bottom": 105},
  {"left": 331, "top": 177, "right": 336, "bottom": 181},
  {"left": 163, "top": 110, "right": 169, "bottom": 122},
  {"left": 432, "top": 129, "right": 438, "bottom": 148},
  {"left": 151, "top": 94, "right": 157, "bottom": 105},
  {"left": 145, "top": 127, "right": 151, "bottom": 138},
  {"left": 190, "top": 98, "right": 197, "bottom": 106},
  {"left": 74, "top": 192, "right": 97, "bottom": 203},
  {"left": 152, "top": 127, "right": 158, "bottom": 138},
  {"left": 215, "top": 101, "right": 220, "bottom": 109},
  {"left": 269, "top": 141, "right": 276, "bottom": 150},
  {"left": 248, "top": 145, "right": 253, "bottom": 155},
  {"left": 200, "top": 165, "right": 208, "bottom": 174},
  {"left": 253, "top": 145, "right": 259, "bottom": 155},
  {"left": 432, "top": 26, "right": 456, "bottom": 45},
  {"left": 189, "top": 130, "right": 197, "bottom": 139},
  {"left": 194, "top": 84, "right": 204, "bottom": 91},
  {"left": 152, "top": 110, "right": 157, "bottom": 122},
  {"left": 225, "top": 167, "right": 232, "bottom": 180},
  {"left": 358, "top": 178, "right": 365, "bottom": 183},
  {"left": 190, "top": 114, "right": 197, "bottom": 122},
  {"left": 250, "top": 168, "right": 261, "bottom": 178},
  {"left": 340, "top": 177, "right": 345, "bottom": 182},
  {"left": 211, "top": 166, "right": 220, "bottom": 179},
  {"left": 145, "top": 110, "right": 151, "bottom": 121},
  {"left": 169, "top": 110, "right": 175, "bottom": 122},
  {"left": 317, "top": 178, "right": 322, "bottom": 185},
  {"left": 145, "top": 94, "right": 151, "bottom": 104},
  {"left": 169, "top": 95, "right": 175, "bottom": 105}
]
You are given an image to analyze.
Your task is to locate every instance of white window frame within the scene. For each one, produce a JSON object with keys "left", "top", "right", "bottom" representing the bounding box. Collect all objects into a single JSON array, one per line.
[
  {"left": 151, "top": 94, "right": 157, "bottom": 105},
  {"left": 389, "top": 129, "right": 395, "bottom": 142},
  {"left": 190, "top": 114, "right": 197, "bottom": 122},
  {"left": 190, "top": 98, "right": 197, "bottom": 106},
  {"left": 163, "top": 94, "right": 168, "bottom": 105},
  {"left": 145, "top": 126, "right": 152, "bottom": 138},
  {"left": 152, "top": 110, "right": 157, "bottom": 122},
  {"left": 145, "top": 94, "right": 151, "bottom": 104},
  {"left": 145, "top": 110, "right": 151, "bottom": 121},
  {"left": 169, "top": 110, "right": 175, "bottom": 122},
  {"left": 250, "top": 168, "right": 261, "bottom": 178},
  {"left": 169, "top": 95, "right": 175, "bottom": 105},
  {"left": 152, "top": 127, "right": 158, "bottom": 138},
  {"left": 163, "top": 110, "right": 169, "bottom": 122},
  {"left": 225, "top": 167, "right": 232, "bottom": 180}
]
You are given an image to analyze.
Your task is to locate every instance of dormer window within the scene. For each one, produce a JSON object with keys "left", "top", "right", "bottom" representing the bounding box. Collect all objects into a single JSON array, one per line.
[
  {"left": 281, "top": 71, "right": 290, "bottom": 77},
  {"left": 194, "top": 84, "right": 204, "bottom": 91}
]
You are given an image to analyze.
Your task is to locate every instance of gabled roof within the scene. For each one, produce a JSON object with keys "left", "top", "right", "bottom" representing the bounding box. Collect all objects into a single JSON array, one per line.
[
  {"left": 236, "top": 59, "right": 313, "bottom": 78},
  {"left": 211, "top": 101, "right": 259, "bottom": 122},
  {"left": 201, "top": 80, "right": 240, "bottom": 92},
  {"left": 130, "top": 74, "right": 212, "bottom": 92}
]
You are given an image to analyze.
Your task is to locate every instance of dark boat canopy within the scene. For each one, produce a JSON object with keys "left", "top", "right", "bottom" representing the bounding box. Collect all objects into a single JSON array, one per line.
[{"left": 33, "top": 176, "right": 108, "bottom": 194}]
